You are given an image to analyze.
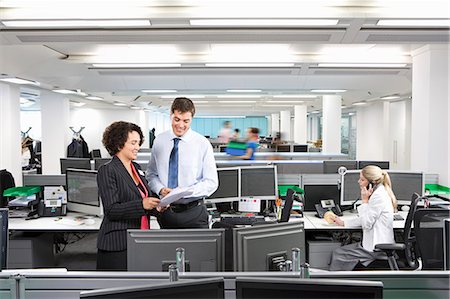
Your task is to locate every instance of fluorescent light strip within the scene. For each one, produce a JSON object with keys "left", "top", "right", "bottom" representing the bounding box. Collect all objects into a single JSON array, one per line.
[
  {"left": 2, "top": 20, "right": 151, "bottom": 28},
  {"left": 227, "top": 89, "right": 261, "bottom": 93},
  {"left": 273, "top": 95, "right": 317, "bottom": 99},
  {"left": 142, "top": 89, "right": 177, "bottom": 93},
  {"left": 161, "top": 95, "right": 205, "bottom": 99},
  {"left": 86, "top": 96, "right": 103, "bottom": 101},
  {"left": 113, "top": 102, "right": 128, "bottom": 106},
  {"left": 265, "top": 101, "right": 304, "bottom": 104},
  {"left": 53, "top": 89, "right": 77, "bottom": 94},
  {"left": 130, "top": 106, "right": 141, "bottom": 110},
  {"left": 318, "top": 63, "right": 408, "bottom": 68},
  {"left": 311, "top": 89, "right": 347, "bottom": 93},
  {"left": 352, "top": 102, "right": 367, "bottom": 106},
  {"left": 192, "top": 101, "right": 209, "bottom": 104},
  {"left": 261, "top": 104, "right": 295, "bottom": 107},
  {"left": 218, "top": 101, "right": 257, "bottom": 103},
  {"left": 92, "top": 63, "right": 181, "bottom": 68},
  {"left": 217, "top": 95, "right": 261, "bottom": 98},
  {"left": 377, "top": 19, "right": 450, "bottom": 27},
  {"left": 380, "top": 95, "right": 400, "bottom": 100},
  {"left": 0, "top": 77, "right": 40, "bottom": 86},
  {"left": 205, "top": 63, "right": 294, "bottom": 67},
  {"left": 190, "top": 19, "right": 338, "bottom": 26}
]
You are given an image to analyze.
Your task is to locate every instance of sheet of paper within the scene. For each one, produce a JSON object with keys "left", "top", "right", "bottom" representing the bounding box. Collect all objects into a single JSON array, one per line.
[{"left": 158, "top": 187, "right": 194, "bottom": 207}]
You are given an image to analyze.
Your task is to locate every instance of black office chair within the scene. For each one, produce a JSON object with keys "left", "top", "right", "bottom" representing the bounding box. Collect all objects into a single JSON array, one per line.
[
  {"left": 413, "top": 207, "right": 450, "bottom": 270},
  {"left": 373, "top": 192, "right": 421, "bottom": 270}
]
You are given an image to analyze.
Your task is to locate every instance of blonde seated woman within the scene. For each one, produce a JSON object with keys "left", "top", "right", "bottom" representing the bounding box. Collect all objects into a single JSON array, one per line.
[{"left": 329, "top": 165, "right": 398, "bottom": 271}]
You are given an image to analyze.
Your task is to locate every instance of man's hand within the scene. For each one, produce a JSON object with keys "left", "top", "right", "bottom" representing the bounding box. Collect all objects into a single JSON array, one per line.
[{"left": 159, "top": 187, "right": 172, "bottom": 198}]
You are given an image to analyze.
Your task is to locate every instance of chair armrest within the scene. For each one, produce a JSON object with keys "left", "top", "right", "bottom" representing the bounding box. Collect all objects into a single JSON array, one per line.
[{"left": 375, "top": 243, "right": 406, "bottom": 251}]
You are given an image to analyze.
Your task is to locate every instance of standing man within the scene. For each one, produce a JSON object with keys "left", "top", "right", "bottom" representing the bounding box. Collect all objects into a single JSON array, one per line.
[{"left": 146, "top": 97, "right": 218, "bottom": 228}]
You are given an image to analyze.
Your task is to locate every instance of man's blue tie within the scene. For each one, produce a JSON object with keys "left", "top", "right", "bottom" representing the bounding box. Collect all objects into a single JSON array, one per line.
[{"left": 168, "top": 138, "right": 180, "bottom": 188}]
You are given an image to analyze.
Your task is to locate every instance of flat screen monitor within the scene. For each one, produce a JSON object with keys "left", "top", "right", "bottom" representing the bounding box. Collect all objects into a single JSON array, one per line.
[
  {"left": 233, "top": 221, "right": 305, "bottom": 271},
  {"left": 340, "top": 170, "right": 424, "bottom": 206},
  {"left": 80, "top": 278, "right": 225, "bottom": 299},
  {"left": 127, "top": 229, "right": 226, "bottom": 271},
  {"left": 0, "top": 208, "right": 8, "bottom": 270},
  {"left": 293, "top": 144, "right": 308, "bottom": 152},
  {"left": 323, "top": 160, "right": 358, "bottom": 174},
  {"left": 205, "top": 167, "right": 240, "bottom": 204},
  {"left": 90, "top": 149, "right": 102, "bottom": 159},
  {"left": 240, "top": 166, "right": 278, "bottom": 200},
  {"left": 60, "top": 158, "right": 92, "bottom": 174},
  {"left": 276, "top": 145, "right": 291, "bottom": 152},
  {"left": 358, "top": 160, "right": 390, "bottom": 170},
  {"left": 66, "top": 169, "right": 103, "bottom": 216},
  {"left": 235, "top": 277, "right": 383, "bottom": 299},
  {"left": 303, "top": 184, "right": 340, "bottom": 212},
  {"left": 445, "top": 219, "right": 450, "bottom": 270},
  {"left": 94, "top": 158, "right": 111, "bottom": 170}
]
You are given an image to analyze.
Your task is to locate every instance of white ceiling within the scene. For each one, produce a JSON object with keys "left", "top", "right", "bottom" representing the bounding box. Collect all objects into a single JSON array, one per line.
[{"left": 0, "top": 0, "right": 449, "bottom": 116}]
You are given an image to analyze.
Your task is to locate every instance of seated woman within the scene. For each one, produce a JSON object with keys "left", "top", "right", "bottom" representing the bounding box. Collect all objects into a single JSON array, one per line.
[{"left": 329, "top": 165, "right": 398, "bottom": 271}]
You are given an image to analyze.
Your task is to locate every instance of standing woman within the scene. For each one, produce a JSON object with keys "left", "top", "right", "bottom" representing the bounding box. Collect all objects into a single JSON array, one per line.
[
  {"left": 329, "top": 165, "right": 397, "bottom": 271},
  {"left": 97, "top": 121, "right": 160, "bottom": 270}
]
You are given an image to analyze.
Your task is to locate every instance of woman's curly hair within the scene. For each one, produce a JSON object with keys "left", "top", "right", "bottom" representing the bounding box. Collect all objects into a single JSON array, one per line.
[{"left": 102, "top": 121, "right": 144, "bottom": 156}]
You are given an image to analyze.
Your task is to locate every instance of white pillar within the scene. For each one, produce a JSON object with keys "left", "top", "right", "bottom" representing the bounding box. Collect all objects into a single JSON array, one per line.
[
  {"left": 0, "top": 83, "right": 22, "bottom": 185},
  {"left": 280, "top": 110, "right": 291, "bottom": 142},
  {"left": 40, "top": 91, "right": 70, "bottom": 174},
  {"left": 270, "top": 113, "right": 279, "bottom": 137},
  {"left": 411, "top": 45, "right": 449, "bottom": 187},
  {"left": 293, "top": 105, "right": 307, "bottom": 144},
  {"left": 322, "top": 95, "right": 342, "bottom": 154},
  {"left": 137, "top": 110, "right": 149, "bottom": 148}
]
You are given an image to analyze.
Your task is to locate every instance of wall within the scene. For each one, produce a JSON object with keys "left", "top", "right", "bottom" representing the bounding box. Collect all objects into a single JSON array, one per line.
[
  {"left": 191, "top": 117, "right": 268, "bottom": 138},
  {"left": 356, "top": 102, "right": 387, "bottom": 161}
]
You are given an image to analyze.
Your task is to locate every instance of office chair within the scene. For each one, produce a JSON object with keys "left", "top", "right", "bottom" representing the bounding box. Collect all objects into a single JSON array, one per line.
[
  {"left": 413, "top": 207, "right": 450, "bottom": 270},
  {"left": 373, "top": 192, "right": 421, "bottom": 270}
]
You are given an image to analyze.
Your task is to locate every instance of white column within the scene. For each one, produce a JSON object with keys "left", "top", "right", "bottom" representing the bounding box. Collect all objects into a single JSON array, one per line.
[
  {"left": 280, "top": 110, "right": 291, "bottom": 142},
  {"left": 293, "top": 105, "right": 307, "bottom": 144},
  {"left": 40, "top": 91, "right": 70, "bottom": 174},
  {"left": 270, "top": 113, "right": 279, "bottom": 137},
  {"left": 322, "top": 95, "right": 342, "bottom": 154},
  {"left": 266, "top": 115, "right": 271, "bottom": 137},
  {"left": 0, "top": 83, "right": 22, "bottom": 185},
  {"left": 411, "top": 45, "right": 449, "bottom": 187},
  {"left": 137, "top": 110, "right": 149, "bottom": 148}
]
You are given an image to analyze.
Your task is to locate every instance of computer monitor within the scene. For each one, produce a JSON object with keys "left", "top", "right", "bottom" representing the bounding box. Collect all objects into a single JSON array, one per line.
[
  {"left": 80, "top": 278, "right": 225, "bottom": 299},
  {"left": 205, "top": 167, "right": 240, "bottom": 204},
  {"left": 90, "top": 149, "right": 102, "bottom": 159},
  {"left": 235, "top": 277, "right": 383, "bottom": 299},
  {"left": 0, "top": 208, "right": 8, "bottom": 270},
  {"left": 240, "top": 166, "right": 278, "bottom": 200},
  {"left": 233, "top": 221, "right": 305, "bottom": 271},
  {"left": 66, "top": 169, "right": 103, "bottom": 216},
  {"left": 127, "top": 229, "right": 226, "bottom": 271},
  {"left": 323, "top": 160, "right": 358, "bottom": 174},
  {"left": 94, "top": 158, "right": 111, "bottom": 170},
  {"left": 60, "top": 158, "right": 92, "bottom": 174},
  {"left": 293, "top": 144, "right": 308, "bottom": 152},
  {"left": 303, "top": 184, "right": 340, "bottom": 212},
  {"left": 340, "top": 170, "right": 424, "bottom": 206},
  {"left": 358, "top": 160, "right": 390, "bottom": 170},
  {"left": 276, "top": 144, "right": 291, "bottom": 152}
]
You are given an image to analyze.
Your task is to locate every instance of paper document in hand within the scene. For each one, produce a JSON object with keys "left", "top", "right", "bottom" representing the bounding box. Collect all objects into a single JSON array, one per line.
[{"left": 159, "top": 187, "right": 194, "bottom": 207}]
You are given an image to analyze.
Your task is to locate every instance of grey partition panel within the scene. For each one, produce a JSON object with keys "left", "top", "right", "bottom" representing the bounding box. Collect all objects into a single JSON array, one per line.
[
  {"left": 23, "top": 175, "right": 66, "bottom": 186},
  {"left": 0, "top": 275, "right": 17, "bottom": 299},
  {"left": 274, "top": 161, "right": 323, "bottom": 174}
]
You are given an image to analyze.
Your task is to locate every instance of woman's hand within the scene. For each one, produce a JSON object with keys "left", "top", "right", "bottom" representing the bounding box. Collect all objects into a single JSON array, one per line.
[
  {"left": 332, "top": 216, "right": 345, "bottom": 227},
  {"left": 143, "top": 197, "right": 160, "bottom": 210},
  {"left": 360, "top": 185, "right": 373, "bottom": 204}
]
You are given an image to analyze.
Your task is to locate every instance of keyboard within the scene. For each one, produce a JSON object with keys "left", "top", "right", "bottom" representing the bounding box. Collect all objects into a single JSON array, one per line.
[
  {"left": 220, "top": 216, "right": 265, "bottom": 226},
  {"left": 393, "top": 214, "right": 404, "bottom": 221}
]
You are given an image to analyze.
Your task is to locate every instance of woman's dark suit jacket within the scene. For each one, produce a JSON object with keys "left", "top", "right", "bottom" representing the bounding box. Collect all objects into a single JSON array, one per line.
[{"left": 96, "top": 155, "right": 154, "bottom": 251}]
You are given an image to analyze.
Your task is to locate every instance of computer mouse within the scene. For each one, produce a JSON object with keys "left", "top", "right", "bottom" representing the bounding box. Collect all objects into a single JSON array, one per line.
[{"left": 84, "top": 219, "right": 95, "bottom": 225}]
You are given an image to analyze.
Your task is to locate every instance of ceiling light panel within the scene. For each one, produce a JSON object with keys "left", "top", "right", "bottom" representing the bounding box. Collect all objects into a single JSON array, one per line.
[
  {"left": 92, "top": 63, "right": 181, "bottom": 68},
  {"left": 318, "top": 63, "right": 408, "bottom": 68},
  {"left": 2, "top": 19, "right": 151, "bottom": 28},
  {"left": 0, "top": 77, "right": 40, "bottom": 86},
  {"left": 205, "top": 63, "right": 295, "bottom": 67},
  {"left": 377, "top": 19, "right": 450, "bottom": 27},
  {"left": 190, "top": 19, "right": 338, "bottom": 26},
  {"left": 142, "top": 89, "right": 177, "bottom": 93},
  {"left": 227, "top": 89, "right": 262, "bottom": 93}
]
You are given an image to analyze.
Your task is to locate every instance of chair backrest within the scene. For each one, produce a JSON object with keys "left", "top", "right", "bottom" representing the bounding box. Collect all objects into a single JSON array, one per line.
[
  {"left": 403, "top": 193, "right": 421, "bottom": 241},
  {"left": 414, "top": 207, "right": 450, "bottom": 270},
  {"left": 0, "top": 169, "right": 15, "bottom": 208}
]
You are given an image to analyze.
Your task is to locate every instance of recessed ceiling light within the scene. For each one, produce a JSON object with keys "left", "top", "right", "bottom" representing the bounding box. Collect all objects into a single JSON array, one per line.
[
  {"left": 70, "top": 101, "right": 86, "bottom": 107},
  {"left": 377, "top": 19, "right": 450, "bottom": 27},
  {"left": 226, "top": 89, "right": 262, "bottom": 93},
  {"left": 130, "top": 106, "right": 141, "bottom": 110},
  {"left": 205, "top": 63, "right": 294, "bottom": 67},
  {"left": 217, "top": 95, "right": 261, "bottom": 98},
  {"left": 317, "top": 63, "right": 407, "bottom": 68},
  {"left": 218, "top": 101, "right": 257, "bottom": 103},
  {"left": 190, "top": 19, "right": 338, "bottom": 26},
  {"left": 261, "top": 104, "right": 294, "bottom": 107},
  {"left": 311, "top": 89, "right": 347, "bottom": 93},
  {"left": 92, "top": 63, "right": 181, "bottom": 68},
  {"left": 380, "top": 95, "right": 401, "bottom": 100},
  {"left": 0, "top": 77, "right": 40, "bottom": 86},
  {"left": 161, "top": 95, "right": 205, "bottom": 99},
  {"left": 192, "top": 101, "right": 209, "bottom": 104},
  {"left": 86, "top": 96, "right": 104, "bottom": 101},
  {"left": 142, "top": 89, "right": 177, "bottom": 93},
  {"left": 265, "top": 101, "right": 304, "bottom": 104},
  {"left": 273, "top": 95, "right": 317, "bottom": 99},
  {"left": 53, "top": 89, "right": 77, "bottom": 94},
  {"left": 2, "top": 20, "right": 151, "bottom": 28},
  {"left": 113, "top": 102, "right": 128, "bottom": 106},
  {"left": 352, "top": 101, "right": 367, "bottom": 106}
]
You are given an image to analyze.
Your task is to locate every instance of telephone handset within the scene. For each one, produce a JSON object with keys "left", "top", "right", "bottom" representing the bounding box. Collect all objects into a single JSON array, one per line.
[{"left": 315, "top": 199, "right": 343, "bottom": 218}]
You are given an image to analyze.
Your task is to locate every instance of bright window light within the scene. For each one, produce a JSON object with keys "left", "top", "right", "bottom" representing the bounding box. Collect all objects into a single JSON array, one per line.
[
  {"left": 2, "top": 20, "right": 151, "bottom": 28},
  {"left": 190, "top": 19, "right": 338, "bottom": 26},
  {"left": 318, "top": 63, "right": 408, "bottom": 68},
  {"left": 92, "top": 63, "right": 181, "bottom": 68},
  {"left": 227, "top": 89, "right": 261, "bottom": 93},
  {"left": 142, "top": 89, "right": 177, "bottom": 93},
  {"left": 311, "top": 89, "right": 347, "bottom": 93},
  {"left": 0, "top": 77, "right": 40, "bottom": 86},
  {"left": 377, "top": 19, "right": 450, "bottom": 27}
]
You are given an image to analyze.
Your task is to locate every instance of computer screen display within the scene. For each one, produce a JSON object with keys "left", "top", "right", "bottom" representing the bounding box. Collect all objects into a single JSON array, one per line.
[
  {"left": 235, "top": 277, "right": 383, "bottom": 299},
  {"left": 303, "top": 184, "right": 340, "bottom": 212},
  {"left": 127, "top": 229, "right": 225, "bottom": 272},
  {"left": 276, "top": 145, "right": 291, "bottom": 152},
  {"left": 206, "top": 167, "right": 240, "bottom": 204},
  {"left": 60, "top": 158, "right": 92, "bottom": 174},
  {"left": 240, "top": 166, "right": 278, "bottom": 200},
  {"left": 358, "top": 161, "right": 390, "bottom": 170},
  {"left": 233, "top": 221, "right": 305, "bottom": 271},
  {"left": 340, "top": 170, "right": 424, "bottom": 206},
  {"left": 66, "top": 169, "right": 102, "bottom": 216},
  {"left": 323, "top": 160, "right": 358, "bottom": 174},
  {"left": 80, "top": 278, "right": 225, "bottom": 299},
  {"left": 94, "top": 158, "right": 111, "bottom": 170},
  {"left": 293, "top": 144, "right": 308, "bottom": 152},
  {"left": 0, "top": 208, "right": 8, "bottom": 270}
]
